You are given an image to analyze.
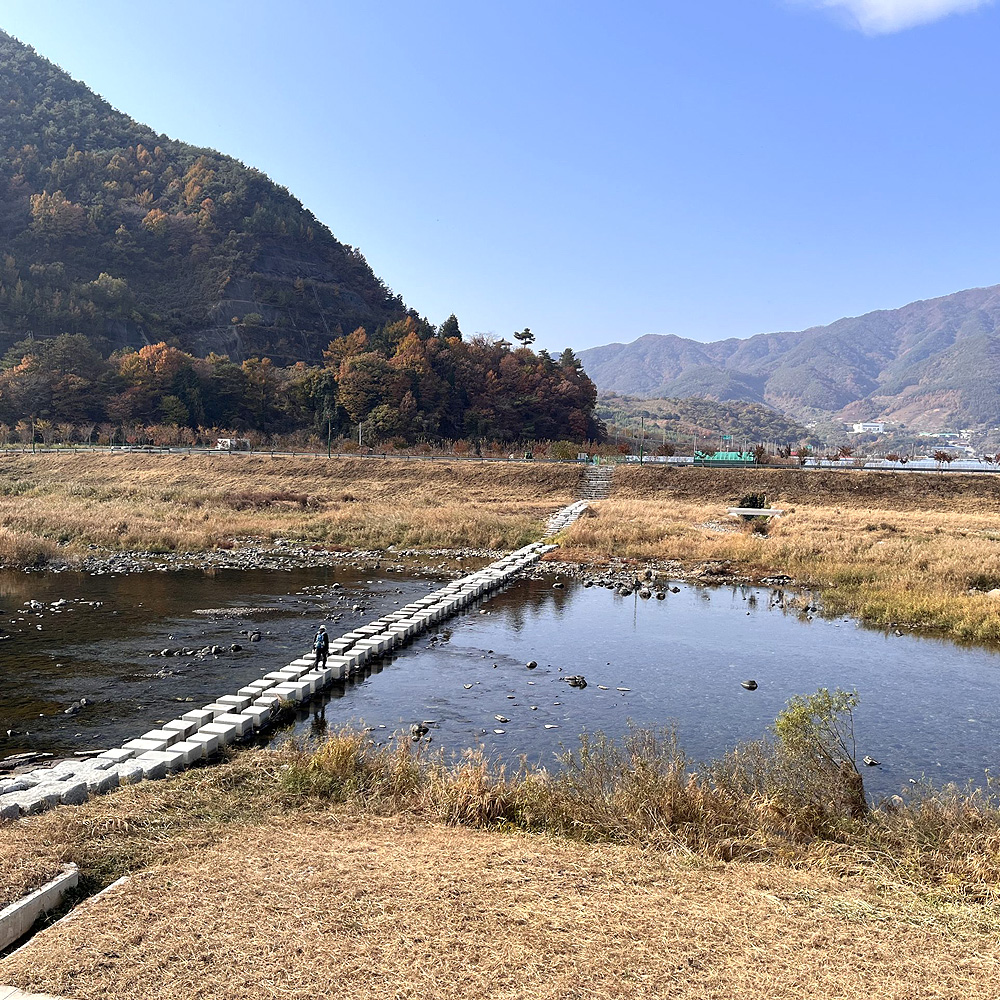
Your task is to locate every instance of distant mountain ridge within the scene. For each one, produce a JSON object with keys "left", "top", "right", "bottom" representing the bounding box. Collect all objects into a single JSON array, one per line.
[{"left": 579, "top": 285, "right": 1000, "bottom": 430}]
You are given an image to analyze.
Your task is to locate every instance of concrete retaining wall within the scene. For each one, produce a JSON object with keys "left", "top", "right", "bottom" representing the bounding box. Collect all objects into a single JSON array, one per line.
[{"left": 0, "top": 866, "right": 78, "bottom": 952}]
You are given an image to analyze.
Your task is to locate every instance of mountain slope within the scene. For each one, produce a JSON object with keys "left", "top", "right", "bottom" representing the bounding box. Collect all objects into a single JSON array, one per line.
[
  {"left": 580, "top": 285, "right": 1000, "bottom": 430},
  {"left": 0, "top": 29, "right": 408, "bottom": 363}
]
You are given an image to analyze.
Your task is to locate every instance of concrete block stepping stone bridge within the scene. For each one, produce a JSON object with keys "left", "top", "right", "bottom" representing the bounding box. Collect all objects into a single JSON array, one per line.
[{"left": 0, "top": 499, "right": 597, "bottom": 821}]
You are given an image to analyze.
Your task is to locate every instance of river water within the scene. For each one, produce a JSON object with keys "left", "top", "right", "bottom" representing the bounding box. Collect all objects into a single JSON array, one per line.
[{"left": 2, "top": 567, "right": 998, "bottom": 799}]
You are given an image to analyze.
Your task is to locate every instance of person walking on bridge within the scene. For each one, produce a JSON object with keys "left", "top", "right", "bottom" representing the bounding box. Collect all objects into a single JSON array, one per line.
[{"left": 313, "top": 624, "right": 329, "bottom": 669}]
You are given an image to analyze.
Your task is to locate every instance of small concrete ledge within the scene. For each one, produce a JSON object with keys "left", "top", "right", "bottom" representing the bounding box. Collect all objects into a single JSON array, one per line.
[{"left": 0, "top": 865, "right": 78, "bottom": 952}]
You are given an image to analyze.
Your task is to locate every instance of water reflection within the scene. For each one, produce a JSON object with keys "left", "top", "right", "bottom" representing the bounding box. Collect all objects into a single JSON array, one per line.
[{"left": 4, "top": 566, "right": 999, "bottom": 801}]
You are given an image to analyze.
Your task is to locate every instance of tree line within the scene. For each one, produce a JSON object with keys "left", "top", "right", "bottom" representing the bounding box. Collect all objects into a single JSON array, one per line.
[{"left": 0, "top": 318, "right": 600, "bottom": 444}]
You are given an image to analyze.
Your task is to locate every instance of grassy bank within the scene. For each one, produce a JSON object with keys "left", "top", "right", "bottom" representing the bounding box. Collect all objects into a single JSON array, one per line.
[
  {"left": 0, "top": 453, "right": 580, "bottom": 561},
  {"left": 6, "top": 454, "right": 1000, "bottom": 641},
  {"left": 1, "top": 730, "right": 998, "bottom": 998},
  {"left": 556, "top": 465, "right": 1000, "bottom": 642}
]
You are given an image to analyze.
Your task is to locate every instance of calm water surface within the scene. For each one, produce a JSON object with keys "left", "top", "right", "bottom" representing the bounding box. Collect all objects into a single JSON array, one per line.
[{"left": 3, "top": 568, "right": 998, "bottom": 799}]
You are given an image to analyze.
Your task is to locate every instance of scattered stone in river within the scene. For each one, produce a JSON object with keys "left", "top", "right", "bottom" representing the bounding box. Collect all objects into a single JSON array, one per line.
[
  {"left": 656, "top": 592, "right": 666, "bottom": 600},
  {"left": 598, "top": 685, "right": 609, "bottom": 690},
  {"left": 553, "top": 582, "right": 564, "bottom": 589},
  {"left": 526, "top": 660, "right": 537, "bottom": 669},
  {"left": 639, "top": 589, "right": 651, "bottom": 599},
  {"left": 230, "top": 643, "right": 242, "bottom": 652},
  {"left": 863, "top": 755, "right": 880, "bottom": 766},
  {"left": 616, "top": 687, "right": 630, "bottom": 692},
  {"left": 463, "top": 684, "right": 473, "bottom": 690},
  {"left": 741, "top": 680, "right": 758, "bottom": 691},
  {"left": 562, "top": 675, "right": 587, "bottom": 689},
  {"left": 248, "top": 631, "right": 261, "bottom": 642},
  {"left": 670, "top": 587, "right": 680, "bottom": 593},
  {"left": 493, "top": 729, "right": 506, "bottom": 734},
  {"left": 494, "top": 715, "right": 509, "bottom": 723}
]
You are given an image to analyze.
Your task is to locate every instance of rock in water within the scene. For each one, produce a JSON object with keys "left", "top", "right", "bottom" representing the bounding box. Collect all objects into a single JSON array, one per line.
[
  {"left": 741, "top": 680, "right": 758, "bottom": 691},
  {"left": 526, "top": 660, "right": 538, "bottom": 669},
  {"left": 863, "top": 755, "right": 880, "bottom": 766}
]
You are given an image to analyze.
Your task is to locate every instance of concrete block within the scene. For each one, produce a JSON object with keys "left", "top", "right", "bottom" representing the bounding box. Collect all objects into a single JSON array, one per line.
[
  {"left": 182, "top": 709, "right": 216, "bottom": 728},
  {"left": 163, "top": 719, "right": 198, "bottom": 739},
  {"left": 201, "top": 703, "right": 234, "bottom": 719},
  {"left": 21, "top": 785, "right": 63, "bottom": 813},
  {"left": 240, "top": 706, "right": 271, "bottom": 729},
  {"left": 212, "top": 713, "right": 252, "bottom": 738},
  {"left": 168, "top": 740, "right": 205, "bottom": 765},
  {"left": 199, "top": 721, "right": 239, "bottom": 746},
  {"left": 59, "top": 782, "right": 89, "bottom": 806},
  {"left": 134, "top": 753, "right": 168, "bottom": 779},
  {"left": 242, "top": 680, "right": 275, "bottom": 696},
  {"left": 141, "top": 729, "right": 181, "bottom": 746},
  {"left": 328, "top": 639, "right": 353, "bottom": 654},
  {"left": 218, "top": 694, "right": 252, "bottom": 712},
  {"left": 123, "top": 737, "right": 170, "bottom": 754},
  {"left": 86, "top": 770, "right": 120, "bottom": 794},
  {"left": 271, "top": 682, "right": 305, "bottom": 704},
  {"left": 253, "top": 694, "right": 283, "bottom": 712},
  {"left": 289, "top": 657, "right": 314, "bottom": 668},
  {"left": 188, "top": 731, "right": 221, "bottom": 756},
  {"left": 114, "top": 762, "right": 145, "bottom": 785},
  {"left": 304, "top": 667, "right": 333, "bottom": 688}
]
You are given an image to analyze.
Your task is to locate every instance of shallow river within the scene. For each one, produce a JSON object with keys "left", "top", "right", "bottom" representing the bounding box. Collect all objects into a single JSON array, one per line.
[{"left": 2, "top": 566, "right": 998, "bottom": 799}]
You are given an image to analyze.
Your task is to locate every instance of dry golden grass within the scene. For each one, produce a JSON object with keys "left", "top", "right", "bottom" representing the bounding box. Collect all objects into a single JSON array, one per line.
[
  {"left": 554, "top": 466, "right": 1000, "bottom": 642},
  {"left": 0, "top": 453, "right": 580, "bottom": 557},
  {"left": 3, "top": 812, "right": 999, "bottom": 1000},
  {"left": 2, "top": 733, "right": 999, "bottom": 996}
]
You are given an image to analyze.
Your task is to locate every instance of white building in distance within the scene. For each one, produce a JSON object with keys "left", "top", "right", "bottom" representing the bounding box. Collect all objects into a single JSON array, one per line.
[{"left": 851, "top": 421, "right": 887, "bottom": 434}]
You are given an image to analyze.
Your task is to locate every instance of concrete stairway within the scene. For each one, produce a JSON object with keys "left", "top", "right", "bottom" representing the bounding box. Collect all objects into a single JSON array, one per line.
[{"left": 578, "top": 464, "right": 614, "bottom": 500}]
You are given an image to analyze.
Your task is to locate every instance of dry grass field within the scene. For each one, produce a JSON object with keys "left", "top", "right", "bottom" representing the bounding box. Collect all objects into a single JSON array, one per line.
[
  {"left": 2, "top": 740, "right": 999, "bottom": 999},
  {"left": 0, "top": 453, "right": 580, "bottom": 561},
  {"left": 5, "top": 455, "right": 1000, "bottom": 639},
  {"left": 557, "top": 466, "right": 1000, "bottom": 642},
  {"left": 5, "top": 816, "right": 998, "bottom": 1000}
]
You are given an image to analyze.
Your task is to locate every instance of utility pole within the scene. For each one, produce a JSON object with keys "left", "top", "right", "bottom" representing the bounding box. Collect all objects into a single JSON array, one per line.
[
  {"left": 327, "top": 417, "right": 332, "bottom": 459},
  {"left": 639, "top": 415, "right": 644, "bottom": 465}
]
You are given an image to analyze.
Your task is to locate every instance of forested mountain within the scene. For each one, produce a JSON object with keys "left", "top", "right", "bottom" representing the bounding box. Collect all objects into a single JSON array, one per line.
[
  {"left": 597, "top": 394, "right": 811, "bottom": 446},
  {"left": 580, "top": 285, "right": 1000, "bottom": 431},
  {"left": 0, "top": 29, "right": 406, "bottom": 361},
  {"left": 0, "top": 30, "right": 599, "bottom": 441}
]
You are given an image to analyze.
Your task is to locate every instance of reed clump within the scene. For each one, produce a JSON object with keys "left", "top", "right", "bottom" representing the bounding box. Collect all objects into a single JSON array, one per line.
[
  {"left": 275, "top": 724, "right": 1000, "bottom": 910},
  {"left": 5, "top": 724, "right": 999, "bottom": 938}
]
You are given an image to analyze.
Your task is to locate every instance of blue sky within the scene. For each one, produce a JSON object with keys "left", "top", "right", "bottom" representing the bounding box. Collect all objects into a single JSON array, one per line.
[{"left": 2, "top": 0, "right": 999, "bottom": 353}]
